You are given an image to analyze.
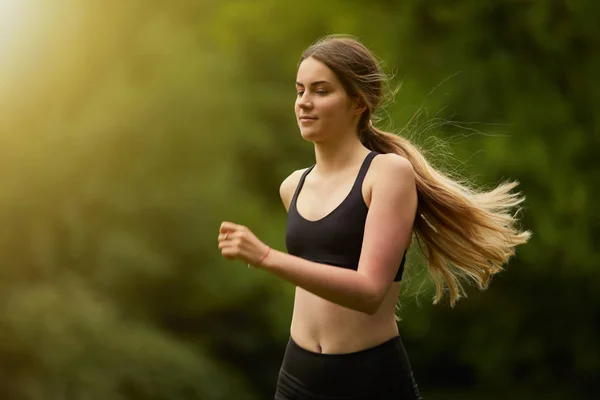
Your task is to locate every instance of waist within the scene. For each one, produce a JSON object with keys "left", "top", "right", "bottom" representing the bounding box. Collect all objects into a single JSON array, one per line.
[{"left": 290, "top": 287, "right": 400, "bottom": 354}]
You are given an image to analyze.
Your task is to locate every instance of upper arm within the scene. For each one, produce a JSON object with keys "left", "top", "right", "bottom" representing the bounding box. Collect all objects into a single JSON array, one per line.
[
  {"left": 357, "top": 154, "right": 418, "bottom": 298},
  {"left": 279, "top": 168, "right": 308, "bottom": 212}
]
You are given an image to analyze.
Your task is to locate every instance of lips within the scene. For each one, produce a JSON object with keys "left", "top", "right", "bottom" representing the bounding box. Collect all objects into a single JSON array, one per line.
[{"left": 300, "top": 116, "right": 318, "bottom": 121}]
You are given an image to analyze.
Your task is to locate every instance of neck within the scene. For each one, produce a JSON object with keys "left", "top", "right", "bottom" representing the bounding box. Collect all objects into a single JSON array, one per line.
[{"left": 313, "top": 130, "right": 371, "bottom": 175}]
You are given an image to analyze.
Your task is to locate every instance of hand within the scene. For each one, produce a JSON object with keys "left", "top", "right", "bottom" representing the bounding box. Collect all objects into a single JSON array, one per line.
[{"left": 217, "top": 221, "right": 271, "bottom": 267}]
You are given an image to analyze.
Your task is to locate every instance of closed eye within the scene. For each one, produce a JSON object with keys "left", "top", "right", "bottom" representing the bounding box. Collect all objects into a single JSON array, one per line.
[{"left": 296, "top": 89, "right": 328, "bottom": 96}]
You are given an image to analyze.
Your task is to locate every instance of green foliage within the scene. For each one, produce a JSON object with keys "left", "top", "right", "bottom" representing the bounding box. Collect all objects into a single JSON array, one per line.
[{"left": 0, "top": 0, "right": 598, "bottom": 398}]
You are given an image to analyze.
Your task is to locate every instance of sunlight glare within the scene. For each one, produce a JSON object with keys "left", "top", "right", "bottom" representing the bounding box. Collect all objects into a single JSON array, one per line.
[{"left": 0, "top": 0, "right": 40, "bottom": 63}]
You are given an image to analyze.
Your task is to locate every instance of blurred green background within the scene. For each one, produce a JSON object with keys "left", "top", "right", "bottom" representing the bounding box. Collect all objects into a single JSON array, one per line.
[{"left": 0, "top": 0, "right": 598, "bottom": 399}]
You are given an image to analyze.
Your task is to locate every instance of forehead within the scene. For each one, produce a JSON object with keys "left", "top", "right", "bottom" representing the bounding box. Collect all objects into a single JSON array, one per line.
[{"left": 296, "top": 57, "right": 339, "bottom": 85}]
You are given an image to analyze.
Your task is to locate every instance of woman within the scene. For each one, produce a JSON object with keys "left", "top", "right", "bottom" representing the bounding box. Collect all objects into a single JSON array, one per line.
[{"left": 217, "top": 35, "right": 530, "bottom": 399}]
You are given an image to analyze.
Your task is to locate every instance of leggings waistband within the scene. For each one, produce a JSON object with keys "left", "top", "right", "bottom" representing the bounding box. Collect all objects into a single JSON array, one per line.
[{"left": 278, "top": 335, "right": 416, "bottom": 398}]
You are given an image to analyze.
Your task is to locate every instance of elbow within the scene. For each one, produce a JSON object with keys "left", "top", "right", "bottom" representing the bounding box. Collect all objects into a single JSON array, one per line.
[
  {"left": 362, "top": 291, "right": 385, "bottom": 315},
  {"left": 363, "top": 301, "right": 382, "bottom": 315}
]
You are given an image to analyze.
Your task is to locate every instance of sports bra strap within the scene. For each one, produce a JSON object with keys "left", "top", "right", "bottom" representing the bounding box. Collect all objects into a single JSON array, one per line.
[
  {"left": 290, "top": 151, "right": 378, "bottom": 209},
  {"left": 354, "top": 151, "right": 378, "bottom": 190},
  {"left": 290, "top": 165, "right": 315, "bottom": 207}
]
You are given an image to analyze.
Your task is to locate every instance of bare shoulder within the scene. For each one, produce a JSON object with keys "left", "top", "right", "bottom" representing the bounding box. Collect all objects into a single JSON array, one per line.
[
  {"left": 369, "top": 153, "right": 415, "bottom": 186},
  {"left": 362, "top": 153, "right": 415, "bottom": 208},
  {"left": 279, "top": 168, "right": 310, "bottom": 211}
]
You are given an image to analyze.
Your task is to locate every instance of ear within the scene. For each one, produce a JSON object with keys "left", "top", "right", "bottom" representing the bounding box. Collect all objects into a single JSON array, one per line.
[{"left": 352, "top": 96, "right": 368, "bottom": 116}]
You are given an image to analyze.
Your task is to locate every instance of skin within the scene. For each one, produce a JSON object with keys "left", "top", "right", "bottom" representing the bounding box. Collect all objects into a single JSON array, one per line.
[{"left": 218, "top": 56, "right": 417, "bottom": 354}]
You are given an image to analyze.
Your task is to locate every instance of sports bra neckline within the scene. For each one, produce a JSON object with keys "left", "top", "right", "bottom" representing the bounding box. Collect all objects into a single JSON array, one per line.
[{"left": 291, "top": 151, "right": 377, "bottom": 223}]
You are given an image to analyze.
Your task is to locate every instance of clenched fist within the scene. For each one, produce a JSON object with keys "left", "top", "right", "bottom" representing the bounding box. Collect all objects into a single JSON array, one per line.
[{"left": 217, "top": 221, "right": 271, "bottom": 267}]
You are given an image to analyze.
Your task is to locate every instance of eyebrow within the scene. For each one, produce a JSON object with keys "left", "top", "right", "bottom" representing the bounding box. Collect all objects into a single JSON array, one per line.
[{"left": 295, "top": 80, "right": 331, "bottom": 87}]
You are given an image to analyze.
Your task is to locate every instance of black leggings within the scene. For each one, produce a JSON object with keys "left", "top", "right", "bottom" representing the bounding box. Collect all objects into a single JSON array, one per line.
[{"left": 274, "top": 336, "right": 421, "bottom": 399}]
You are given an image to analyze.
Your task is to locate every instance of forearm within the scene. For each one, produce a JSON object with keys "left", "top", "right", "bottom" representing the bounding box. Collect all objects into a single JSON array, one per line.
[{"left": 259, "top": 249, "right": 379, "bottom": 314}]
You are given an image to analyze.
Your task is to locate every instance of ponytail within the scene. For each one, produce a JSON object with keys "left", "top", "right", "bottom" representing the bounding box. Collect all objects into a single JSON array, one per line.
[{"left": 360, "top": 123, "right": 531, "bottom": 306}]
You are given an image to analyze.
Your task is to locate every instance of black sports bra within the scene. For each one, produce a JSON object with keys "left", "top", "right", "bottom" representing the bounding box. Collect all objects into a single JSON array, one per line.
[{"left": 285, "top": 151, "right": 406, "bottom": 282}]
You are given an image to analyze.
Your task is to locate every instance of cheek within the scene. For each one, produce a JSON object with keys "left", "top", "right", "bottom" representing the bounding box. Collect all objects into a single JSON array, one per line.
[
  {"left": 320, "top": 96, "right": 350, "bottom": 121},
  {"left": 312, "top": 94, "right": 331, "bottom": 110}
]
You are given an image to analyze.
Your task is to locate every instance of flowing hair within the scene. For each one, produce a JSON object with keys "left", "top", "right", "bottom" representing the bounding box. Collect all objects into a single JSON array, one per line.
[{"left": 300, "top": 35, "right": 531, "bottom": 306}]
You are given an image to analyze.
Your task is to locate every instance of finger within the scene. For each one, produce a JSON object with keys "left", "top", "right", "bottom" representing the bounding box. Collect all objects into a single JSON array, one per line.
[
  {"left": 219, "top": 221, "right": 239, "bottom": 234},
  {"left": 220, "top": 247, "right": 238, "bottom": 259},
  {"left": 218, "top": 237, "right": 241, "bottom": 248},
  {"left": 218, "top": 232, "right": 240, "bottom": 242}
]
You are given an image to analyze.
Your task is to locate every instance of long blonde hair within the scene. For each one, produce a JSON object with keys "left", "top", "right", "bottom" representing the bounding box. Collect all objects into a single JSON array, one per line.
[{"left": 301, "top": 35, "right": 531, "bottom": 306}]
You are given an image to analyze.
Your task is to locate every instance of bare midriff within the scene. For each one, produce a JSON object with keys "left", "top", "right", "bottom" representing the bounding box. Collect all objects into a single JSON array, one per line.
[{"left": 290, "top": 282, "right": 402, "bottom": 354}]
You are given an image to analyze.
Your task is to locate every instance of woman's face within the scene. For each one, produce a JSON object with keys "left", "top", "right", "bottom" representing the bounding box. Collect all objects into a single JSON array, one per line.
[{"left": 295, "top": 57, "right": 358, "bottom": 142}]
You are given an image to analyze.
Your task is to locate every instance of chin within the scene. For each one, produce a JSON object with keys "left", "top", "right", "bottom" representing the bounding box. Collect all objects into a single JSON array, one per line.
[{"left": 299, "top": 127, "right": 324, "bottom": 142}]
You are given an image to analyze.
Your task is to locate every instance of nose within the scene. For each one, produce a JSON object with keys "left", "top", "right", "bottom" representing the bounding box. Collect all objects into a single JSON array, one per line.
[{"left": 296, "top": 93, "right": 312, "bottom": 110}]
